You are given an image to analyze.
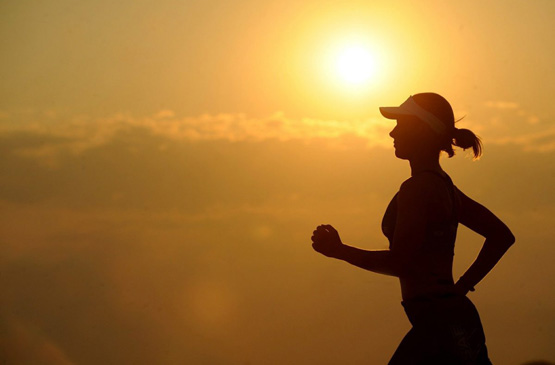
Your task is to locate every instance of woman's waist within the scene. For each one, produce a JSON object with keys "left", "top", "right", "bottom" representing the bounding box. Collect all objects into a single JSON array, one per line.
[
  {"left": 400, "top": 276, "right": 456, "bottom": 302},
  {"left": 399, "top": 293, "right": 480, "bottom": 329}
]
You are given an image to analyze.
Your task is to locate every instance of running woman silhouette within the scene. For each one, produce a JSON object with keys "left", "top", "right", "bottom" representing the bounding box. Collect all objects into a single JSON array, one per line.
[{"left": 311, "top": 93, "right": 515, "bottom": 364}]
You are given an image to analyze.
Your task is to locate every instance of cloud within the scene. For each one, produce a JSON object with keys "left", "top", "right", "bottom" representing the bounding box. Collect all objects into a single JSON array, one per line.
[
  {"left": 135, "top": 111, "right": 393, "bottom": 148},
  {"left": 1, "top": 108, "right": 555, "bottom": 174},
  {"left": 457, "top": 102, "right": 554, "bottom": 153},
  {"left": 0, "top": 110, "right": 391, "bottom": 162},
  {"left": 490, "top": 126, "right": 555, "bottom": 152},
  {"left": 484, "top": 101, "right": 520, "bottom": 109}
]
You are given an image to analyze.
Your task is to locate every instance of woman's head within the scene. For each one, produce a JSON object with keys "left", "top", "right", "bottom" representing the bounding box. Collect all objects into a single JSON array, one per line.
[{"left": 381, "top": 92, "right": 482, "bottom": 160}]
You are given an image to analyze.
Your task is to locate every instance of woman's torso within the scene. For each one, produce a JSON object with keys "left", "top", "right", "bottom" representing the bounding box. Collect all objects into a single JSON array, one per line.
[{"left": 382, "top": 171, "right": 460, "bottom": 300}]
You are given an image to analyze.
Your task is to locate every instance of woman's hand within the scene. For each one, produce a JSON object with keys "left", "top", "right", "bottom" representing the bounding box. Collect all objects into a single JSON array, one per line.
[{"left": 311, "top": 224, "right": 345, "bottom": 258}]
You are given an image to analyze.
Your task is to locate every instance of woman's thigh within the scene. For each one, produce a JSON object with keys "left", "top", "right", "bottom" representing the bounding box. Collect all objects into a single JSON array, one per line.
[{"left": 389, "top": 327, "right": 440, "bottom": 364}]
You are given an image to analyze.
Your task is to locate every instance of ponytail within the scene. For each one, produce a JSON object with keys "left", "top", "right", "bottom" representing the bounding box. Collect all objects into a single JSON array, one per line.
[
  {"left": 407, "top": 93, "right": 484, "bottom": 159},
  {"left": 453, "top": 128, "right": 482, "bottom": 159}
]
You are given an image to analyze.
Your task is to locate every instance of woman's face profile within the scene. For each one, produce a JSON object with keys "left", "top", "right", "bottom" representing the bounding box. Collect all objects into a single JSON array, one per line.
[{"left": 389, "top": 116, "right": 435, "bottom": 160}]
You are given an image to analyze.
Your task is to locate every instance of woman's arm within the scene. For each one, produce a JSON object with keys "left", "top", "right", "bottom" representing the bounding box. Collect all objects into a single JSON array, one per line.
[
  {"left": 454, "top": 188, "right": 515, "bottom": 293},
  {"left": 311, "top": 225, "right": 401, "bottom": 276},
  {"left": 311, "top": 176, "right": 431, "bottom": 277}
]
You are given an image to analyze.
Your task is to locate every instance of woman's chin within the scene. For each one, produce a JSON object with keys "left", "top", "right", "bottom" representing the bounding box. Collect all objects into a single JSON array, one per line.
[{"left": 394, "top": 149, "right": 410, "bottom": 160}]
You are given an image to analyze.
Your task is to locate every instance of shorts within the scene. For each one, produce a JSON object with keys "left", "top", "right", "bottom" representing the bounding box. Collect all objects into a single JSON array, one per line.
[{"left": 389, "top": 294, "right": 492, "bottom": 365}]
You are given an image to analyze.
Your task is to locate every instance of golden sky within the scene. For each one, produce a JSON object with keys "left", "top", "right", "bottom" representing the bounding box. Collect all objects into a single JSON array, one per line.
[{"left": 1, "top": 1, "right": 554, "bottom": 364}]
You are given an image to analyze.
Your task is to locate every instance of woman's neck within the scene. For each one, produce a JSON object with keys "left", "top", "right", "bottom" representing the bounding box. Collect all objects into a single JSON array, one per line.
[{"left": 409, "top": 155, "right": 443, "bottom": 176}]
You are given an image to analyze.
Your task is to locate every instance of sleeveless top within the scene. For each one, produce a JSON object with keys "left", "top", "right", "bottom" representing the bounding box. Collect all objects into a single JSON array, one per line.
[{"left": 381, "top": 171, "right": 459, "bottom": 257}]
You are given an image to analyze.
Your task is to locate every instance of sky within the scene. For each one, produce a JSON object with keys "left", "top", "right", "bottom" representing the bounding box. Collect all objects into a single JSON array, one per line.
[{"left": 0, "top": 0, "right": 554, "bottom": 364}]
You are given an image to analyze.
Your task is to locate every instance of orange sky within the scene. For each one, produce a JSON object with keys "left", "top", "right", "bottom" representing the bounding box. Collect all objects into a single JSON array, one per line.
[{"left": 1, "top": 1, "right": 554, "bottom": 364}]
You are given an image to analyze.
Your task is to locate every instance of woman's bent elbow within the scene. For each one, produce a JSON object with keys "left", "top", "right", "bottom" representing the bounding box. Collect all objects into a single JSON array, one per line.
[
  {"left": 492, "top": 222, "right": 515, "bottom": 248},
  {"left": 486, "top": 228, "right": 515, "bottom": 251},
  {"left": 507, "top": 231, "right": 516, "bottom": 247},
  {"left": 498, "top": 229, "right": 515, "bottom": 249}
]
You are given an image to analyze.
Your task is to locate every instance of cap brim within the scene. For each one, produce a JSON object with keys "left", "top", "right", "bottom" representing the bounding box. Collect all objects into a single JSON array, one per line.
[{"left": 379, "top": 106, "right": 410, "bottom": 120}]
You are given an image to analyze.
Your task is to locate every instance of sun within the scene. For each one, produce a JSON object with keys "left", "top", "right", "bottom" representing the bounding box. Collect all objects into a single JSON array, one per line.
[
  {"left": 335, "top": 45, "right": 377, "bottom": 85},
  {"left": 316, "top": 36, "right": 389, "bottom": 96}
]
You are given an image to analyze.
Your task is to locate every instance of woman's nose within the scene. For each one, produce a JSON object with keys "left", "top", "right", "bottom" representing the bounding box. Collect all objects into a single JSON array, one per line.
[{"left": 389, "top": 127, "right": 396, "bottom": 138}]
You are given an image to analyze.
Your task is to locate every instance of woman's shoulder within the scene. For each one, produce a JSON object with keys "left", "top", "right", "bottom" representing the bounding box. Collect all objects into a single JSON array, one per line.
[
  {"left": 400, "top": 171, "right": 448, "bottom": 194},
  {"left": 397, "top": 175, "right": 436, "bottom": 207}
]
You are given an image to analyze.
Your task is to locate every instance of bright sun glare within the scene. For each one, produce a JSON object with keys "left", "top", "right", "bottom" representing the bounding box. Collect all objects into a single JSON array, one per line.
[{"left": 335, "top": 45, "right": 377, "bottom": 85}]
